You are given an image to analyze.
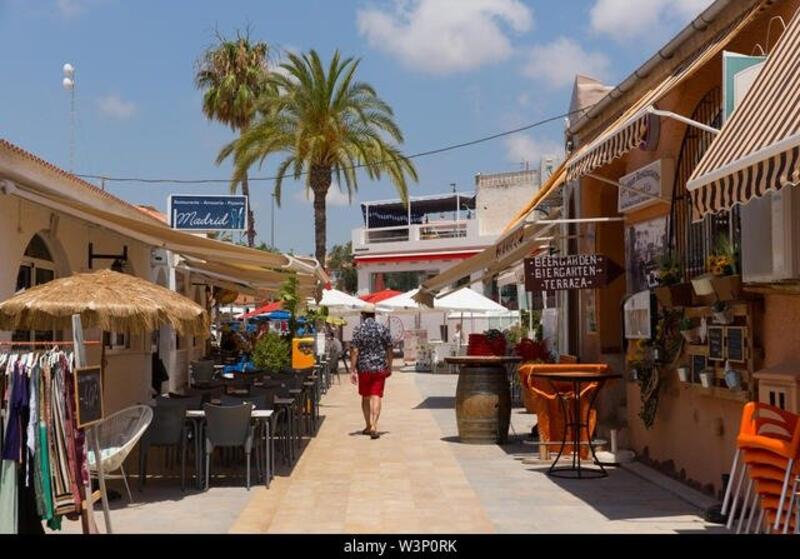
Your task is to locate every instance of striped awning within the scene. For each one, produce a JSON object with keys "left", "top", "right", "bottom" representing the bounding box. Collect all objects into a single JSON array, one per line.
[
  {"left": 687, "top": 9, "right": 800, "bottom": 221},
  {"left": 566, "top": 3, "right": 765, "bottom": 183}
]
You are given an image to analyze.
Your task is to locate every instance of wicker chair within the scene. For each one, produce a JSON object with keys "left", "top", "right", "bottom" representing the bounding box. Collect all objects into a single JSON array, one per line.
[{"left": 87, "top": 405, "right": 153, "bottom": 505}]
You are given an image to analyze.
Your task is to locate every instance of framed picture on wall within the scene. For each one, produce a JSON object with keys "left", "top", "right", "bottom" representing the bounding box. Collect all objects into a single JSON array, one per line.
[{"left": 625, "top": 216, "right": 668, "bottom": 295}]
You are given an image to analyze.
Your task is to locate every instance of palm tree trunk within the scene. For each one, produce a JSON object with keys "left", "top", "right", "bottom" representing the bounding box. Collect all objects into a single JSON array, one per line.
[
  {"left": 241, "top": 170, "right": 256, "bottom": 247},
  {"left": 310, "top": 164, "right": 332, "bottom": 267}
]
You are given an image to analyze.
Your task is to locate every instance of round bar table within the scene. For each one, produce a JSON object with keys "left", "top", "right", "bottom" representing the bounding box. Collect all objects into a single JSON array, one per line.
[
  {"left": 530, "top": 368, "right": 621, "bottom": 479},
  {"left": 445, "top": 356, "right": 522, "bottom": 444}
]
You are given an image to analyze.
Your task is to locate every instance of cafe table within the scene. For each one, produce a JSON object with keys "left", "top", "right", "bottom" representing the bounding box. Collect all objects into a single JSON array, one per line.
[
  {"left": 445, "top": 355, "right": 522, "bottom": 444},
  {"left": 186, "top": 408, "right": 275, "bottom": 489},
  {"left": 529, "top": 366, "right": 621, "bottom": 479}
]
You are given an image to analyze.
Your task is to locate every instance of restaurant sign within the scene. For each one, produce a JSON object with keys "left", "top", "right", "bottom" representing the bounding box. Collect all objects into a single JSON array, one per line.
[
  {"left": 618, "top": 159, "right": 672, "bottom": 213},
  {"left": 169, "top": 195, "right": 248, "bottom": 232},
  {"left": 524, "top": 254, "right": 620, "bottom": 292}
]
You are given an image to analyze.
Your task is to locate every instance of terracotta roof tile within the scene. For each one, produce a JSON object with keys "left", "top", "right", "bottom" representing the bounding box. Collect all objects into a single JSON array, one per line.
[{"left": 0, "top": 138, "right": 163, "bottom": 224}]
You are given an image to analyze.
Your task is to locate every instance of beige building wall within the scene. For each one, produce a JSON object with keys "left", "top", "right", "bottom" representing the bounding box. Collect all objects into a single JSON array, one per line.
[
  {"left": 0, "top": 195, "right": 155, "bottom": 414},
  {"left": 476, "top": 170, "right": 542, "bottom": 237}
]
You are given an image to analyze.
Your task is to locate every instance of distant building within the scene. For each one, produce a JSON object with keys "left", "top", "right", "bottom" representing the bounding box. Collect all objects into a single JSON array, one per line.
[{"left": 352, "top": 165, "right": 556, "bottom": 296}]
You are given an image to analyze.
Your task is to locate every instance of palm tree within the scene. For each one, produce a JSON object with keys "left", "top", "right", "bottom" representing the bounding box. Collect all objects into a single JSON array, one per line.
[
  {"left": 195, "top": 30, "right": 269, "bottom": 247},
  {"left": 219, "top": 49, "right": 418, "bottom": 266}
]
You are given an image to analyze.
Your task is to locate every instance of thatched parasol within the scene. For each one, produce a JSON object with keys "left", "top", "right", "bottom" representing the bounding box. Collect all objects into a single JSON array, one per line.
[{"left": 0, "top": 269, "right": 209, "bottom": 336}]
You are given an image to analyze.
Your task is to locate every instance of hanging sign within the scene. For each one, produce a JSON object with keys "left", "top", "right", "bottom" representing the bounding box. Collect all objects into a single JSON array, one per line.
[
  {"left": 524, "top": 254, "right": 621, "bottom": 292},
  {"left": 74, "top": 366, "right": 104, "bottom": 428},
  {"left": 169, "top": 195, "right": 248, "bottom": 232},
  {"left": 618, "top": 160, "right": 673, "bottom": 213}
]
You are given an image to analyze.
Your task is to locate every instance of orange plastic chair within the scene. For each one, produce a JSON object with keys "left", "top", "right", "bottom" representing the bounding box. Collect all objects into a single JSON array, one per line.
[{"left": 723, "top": 402, "right": 800, "bottom": 533}]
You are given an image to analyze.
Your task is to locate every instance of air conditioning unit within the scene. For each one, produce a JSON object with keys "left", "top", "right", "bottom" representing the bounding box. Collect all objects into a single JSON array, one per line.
[{"left": 741, "top": 185, "right": 800, "bottom": 282}]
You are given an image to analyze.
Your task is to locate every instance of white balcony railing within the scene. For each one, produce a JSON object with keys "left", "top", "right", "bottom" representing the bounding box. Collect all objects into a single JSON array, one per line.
[{"left": 353, "top": 220, "right": 482, "bottom": 252}]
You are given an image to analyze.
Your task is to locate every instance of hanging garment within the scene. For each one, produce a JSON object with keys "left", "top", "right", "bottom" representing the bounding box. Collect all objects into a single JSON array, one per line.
[{"left": 0, "top": 460, "right": 17, "bottom": 534}]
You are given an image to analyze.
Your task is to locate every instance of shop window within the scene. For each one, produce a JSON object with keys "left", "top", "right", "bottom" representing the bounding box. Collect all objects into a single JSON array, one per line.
[
  {"left": 103, "top": 331, "right": 130, "bottom": 351},
  {"left": 13, "top": 234, "right": 58, "bottom": 342},
  {"left": 670, "top": 87, "right": 741, "bottom": 280}
]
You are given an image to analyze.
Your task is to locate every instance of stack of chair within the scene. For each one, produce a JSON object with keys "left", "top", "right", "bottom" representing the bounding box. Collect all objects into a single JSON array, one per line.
[{"left": 723, "top": 402, "right": 800, "bottom": 533}]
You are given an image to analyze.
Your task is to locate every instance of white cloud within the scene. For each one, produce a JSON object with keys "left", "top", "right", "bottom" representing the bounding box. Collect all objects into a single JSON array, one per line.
[
  {"left": 590, "top": 0, "right": 713, "bottom": 42},
  {"left": 294, "top": 185, "right": 352, "bottom": 207},
  {"left": 522, "top": 37, "right": 610, "bottom": 89},
  {"left": 97, "top": 94, "right": 136, "bottom": 120},
  {"left": 357, "top": 0, "right": 533, "bottom": 74},
  {"left": 504, "top": 134, "right": 563, "bottom": 166},
  {"left": 55, "top": 0, "right": 103, "bottom": 18}
]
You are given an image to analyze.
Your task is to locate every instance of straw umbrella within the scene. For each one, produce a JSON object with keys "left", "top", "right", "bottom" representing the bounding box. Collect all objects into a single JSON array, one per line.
[
  {"left": 0, "top": 269, "right": 210, "bottom": 336},
  {"left": 0, "top": 269, "right": 209, "bottom": 534}
]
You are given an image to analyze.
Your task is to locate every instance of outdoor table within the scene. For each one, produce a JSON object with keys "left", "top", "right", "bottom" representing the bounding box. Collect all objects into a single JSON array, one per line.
[
  {"left": 529, "top": 368, "right": 621, "bottom": 479},
  {"left": 445, "top": 356, "right": 522, "bottom": 444},
  {"left": 186, "top": 409, "right": 275, "bottom": 489}
]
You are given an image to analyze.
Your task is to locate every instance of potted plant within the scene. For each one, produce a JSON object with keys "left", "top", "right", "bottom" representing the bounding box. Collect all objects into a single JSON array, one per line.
[
  {"left": 676, "top": 366, "right": 690, "bottom": 383},
  {"left": 654, "top": 254, "right": 693, "bottom": 307},
  {"left": 711, "top": 300, "right": 734, "bottom": 325},
  {"left": 484, "top": 329, "right": 507, "bottom": 356},
  {"left": 707, "top": 234, "right": 742, "bottom": 302},
  {"left": 251, "top": 331, "right": 290, "bottom": 373},
  {"left": 679, "top": 317, "right": 698, "bottom": 344},
  {"left": 699, "top": 369, "right": 715, "bottom": 388}
]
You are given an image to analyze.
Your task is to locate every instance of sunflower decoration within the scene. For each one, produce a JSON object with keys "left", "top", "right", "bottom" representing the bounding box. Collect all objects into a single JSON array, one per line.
[{"left": 706, "top": 234, "right": 737, "bottom": 276}]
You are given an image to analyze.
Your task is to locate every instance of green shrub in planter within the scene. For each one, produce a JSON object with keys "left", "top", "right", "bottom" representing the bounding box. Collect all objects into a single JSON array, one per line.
[{"left": 252, "top": 331, "right": 290, "bottom": 373}]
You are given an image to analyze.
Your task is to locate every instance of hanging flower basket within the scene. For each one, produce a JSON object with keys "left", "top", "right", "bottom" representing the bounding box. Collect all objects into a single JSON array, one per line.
[
  {"left": 710, "top": 274, "right": 742, "bottom": 302},
  {"left": 654, "top": 283, "right": 694, "bottom": 308}
]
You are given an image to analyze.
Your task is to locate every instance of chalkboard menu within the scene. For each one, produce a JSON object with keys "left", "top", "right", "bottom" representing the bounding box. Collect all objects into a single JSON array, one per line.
[
  {"left": 708, "top": 327, "right": 725, "bottom": 361},
  {"left": 74, "top": 366, "right": 104, "bottom": 428},
  {"left": 726, "top": 327, "right": 746, "bottom": 363},
  {"left": 691, "top": 354, "right": 707, "bottom": 384}
]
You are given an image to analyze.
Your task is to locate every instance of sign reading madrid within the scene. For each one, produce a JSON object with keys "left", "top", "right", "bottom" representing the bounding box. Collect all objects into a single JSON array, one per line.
[
  {"left": 524, "top": 254, "right": 619, "bottom": 292},
  {"left": 169, "top": 195, "right": 248, "bottom": 232}
]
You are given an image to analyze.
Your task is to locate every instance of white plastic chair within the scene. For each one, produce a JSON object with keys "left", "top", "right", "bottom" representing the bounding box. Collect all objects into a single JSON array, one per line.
[{"left": 87, "top": 405, "right": 153, "bottom": 506}]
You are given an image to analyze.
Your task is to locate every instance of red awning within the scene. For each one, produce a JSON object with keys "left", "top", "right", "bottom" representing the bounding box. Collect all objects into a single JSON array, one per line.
[
  {"left": 360, "top": 289, "right": 402, "bottom": 304},
  {"left": 238, "top": 301, "right": 282, "bottom": 319}
]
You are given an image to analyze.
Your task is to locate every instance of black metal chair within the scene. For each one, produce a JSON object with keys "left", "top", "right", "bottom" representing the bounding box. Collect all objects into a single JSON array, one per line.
[{"left": 203, "top": 403, "right": 255, "bottom": 490}]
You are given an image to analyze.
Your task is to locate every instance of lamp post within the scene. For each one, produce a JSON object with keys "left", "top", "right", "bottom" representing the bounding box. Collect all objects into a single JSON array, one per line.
[{"left": 62, "top": 63, "right": 75, "bottom": 172}]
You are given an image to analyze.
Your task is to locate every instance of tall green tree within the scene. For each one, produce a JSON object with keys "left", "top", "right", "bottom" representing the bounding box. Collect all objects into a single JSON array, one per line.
[
  {"left": 220, "top": 49, "right": 418, "bottom": 265},
  {"left": 195, "top": 30, "right": 269, "bottom": 247},
  {"left": 327, "top": 242, "right": 357, "bottom": 293}
]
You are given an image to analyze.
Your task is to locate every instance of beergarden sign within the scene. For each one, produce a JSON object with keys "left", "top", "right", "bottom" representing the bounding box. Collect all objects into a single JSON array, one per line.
[
  {"left": 524, "top": 254, "right": 621, "bottom": 292},
  {"left": 169, "top": 195, "right": 248, "bottom": 232}
]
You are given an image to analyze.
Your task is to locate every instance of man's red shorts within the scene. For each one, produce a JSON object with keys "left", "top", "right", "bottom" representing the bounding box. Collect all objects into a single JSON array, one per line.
[{"left": 358, "top": 371, "right": 390, "bottom": 397}]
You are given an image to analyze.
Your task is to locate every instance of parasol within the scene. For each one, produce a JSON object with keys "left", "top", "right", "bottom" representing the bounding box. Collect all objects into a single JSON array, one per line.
[{"left": 0, "top": 269, "right": 209, "bottom": 336}]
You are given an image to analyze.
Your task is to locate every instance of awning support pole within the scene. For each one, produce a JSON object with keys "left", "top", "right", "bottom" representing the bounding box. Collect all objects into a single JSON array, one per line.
[
  {"left": 645, "top": 106, "right": 721, "bottom": 136},
  {"left": 587, "top": 174, "right": 672, "bottom": 206}
]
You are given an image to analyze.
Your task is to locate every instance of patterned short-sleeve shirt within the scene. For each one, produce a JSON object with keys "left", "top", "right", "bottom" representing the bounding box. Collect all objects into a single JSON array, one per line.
[{"left": 352, "top": 318, "right": 393, "bottom": 373}]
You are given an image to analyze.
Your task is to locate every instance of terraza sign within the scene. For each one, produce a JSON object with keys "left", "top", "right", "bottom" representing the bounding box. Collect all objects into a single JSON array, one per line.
[
  {"left": 524, "top": 254, "right": 613, "bottom": 292},
  {"left": 169, "top": 195, "right": 248, "bottom": 232}
]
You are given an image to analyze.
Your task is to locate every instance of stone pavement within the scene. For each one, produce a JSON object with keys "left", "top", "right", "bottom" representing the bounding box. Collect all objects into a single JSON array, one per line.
[
  {"left": 230, "top": 366, "right": 721, "bottom": 534},
  {"left": 56, "top": 364, "right": 723, "bottom": 534}
]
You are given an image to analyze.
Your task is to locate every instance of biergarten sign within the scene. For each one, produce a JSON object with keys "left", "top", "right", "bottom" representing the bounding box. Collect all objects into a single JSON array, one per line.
[
  {"left": 524, "top": 254, "right": 619, "bottom": 292},
  {"left": 169, "top": 195, "right": 248, "bottom": 232},
  {"left": 617, "top": 159, "right": 672, "bottom": 213}
]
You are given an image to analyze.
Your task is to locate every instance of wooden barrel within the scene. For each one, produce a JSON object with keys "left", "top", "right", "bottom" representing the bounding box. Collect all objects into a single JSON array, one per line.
[{"left": 455, "top": 365, "right": 511, "bottom": 444}]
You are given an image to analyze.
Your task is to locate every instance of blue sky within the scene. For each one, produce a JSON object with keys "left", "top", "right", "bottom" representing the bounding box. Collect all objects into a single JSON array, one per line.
[{"left": 0, "top": 0, "right": 712, "bottom": 255}]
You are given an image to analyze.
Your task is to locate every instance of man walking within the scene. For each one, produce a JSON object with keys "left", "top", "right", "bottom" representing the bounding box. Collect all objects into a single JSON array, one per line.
[{"left": 350, "top": 309, "right": 393, "bottom": 439}]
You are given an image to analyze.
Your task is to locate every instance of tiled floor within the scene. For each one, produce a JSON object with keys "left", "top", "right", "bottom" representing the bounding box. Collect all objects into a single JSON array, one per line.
[{"left": 56, "top": 363, "right": 723, "bottom": 534}]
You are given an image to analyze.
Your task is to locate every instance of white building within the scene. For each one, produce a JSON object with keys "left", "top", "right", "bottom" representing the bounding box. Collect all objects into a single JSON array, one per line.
[{"left": 352, "top": 167, "right": 558, "bottom": 298}]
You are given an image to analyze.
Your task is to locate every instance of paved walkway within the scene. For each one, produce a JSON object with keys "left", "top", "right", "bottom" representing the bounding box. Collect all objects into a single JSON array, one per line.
[
  {"left": 230, "top": 367, "right": 719, "bottom": 534},
  {"left": 56, "top": 364, "right": 721, "bottom": 534}
]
